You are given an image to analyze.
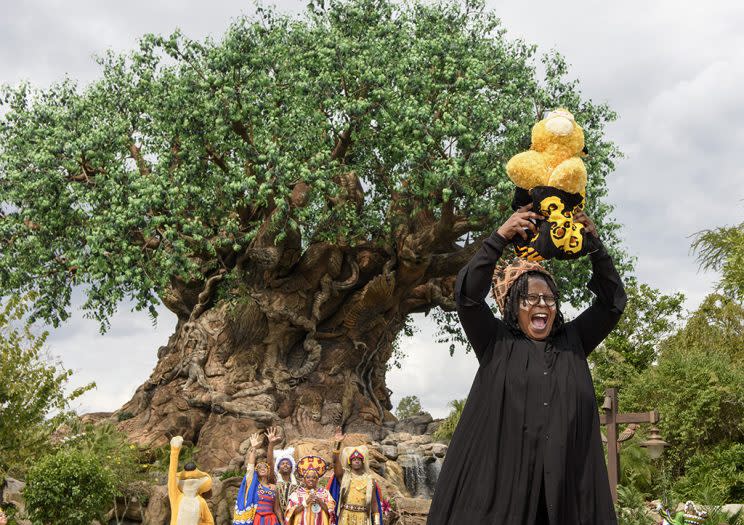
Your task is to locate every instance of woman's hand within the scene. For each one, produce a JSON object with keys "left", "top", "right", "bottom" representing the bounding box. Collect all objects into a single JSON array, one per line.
[
  {"left": 496, "top": 204, "right": 542, "bottom": 241},
  {"left": 333, "top": 426, "right": 345, "bottom": 444},
  {"left": 249, "top": 432, "right": 263, "bottom": 450},
  {"left": 574, "top": 210, "right": 597, "bottom": 238}
]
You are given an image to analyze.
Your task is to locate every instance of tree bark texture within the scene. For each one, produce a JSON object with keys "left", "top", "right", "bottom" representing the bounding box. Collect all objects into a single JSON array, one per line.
[{"left": 119, "top": 240, "right": 463, "bottom": 470}]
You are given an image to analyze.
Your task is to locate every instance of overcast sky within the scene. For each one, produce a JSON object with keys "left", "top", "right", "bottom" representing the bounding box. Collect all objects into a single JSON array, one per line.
[{"left": 2, "top": 0, "right": 743, "bottom": 418}]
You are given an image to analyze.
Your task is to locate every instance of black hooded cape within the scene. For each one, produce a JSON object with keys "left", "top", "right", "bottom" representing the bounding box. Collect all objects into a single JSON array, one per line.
[{"left": 427, "top": 231, "right": 627, "bottom": 525}]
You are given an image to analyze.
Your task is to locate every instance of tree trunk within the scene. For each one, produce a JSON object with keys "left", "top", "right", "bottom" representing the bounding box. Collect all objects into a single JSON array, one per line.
[{"left": 118, "top": 242, "right": 457, "bottom": 471}]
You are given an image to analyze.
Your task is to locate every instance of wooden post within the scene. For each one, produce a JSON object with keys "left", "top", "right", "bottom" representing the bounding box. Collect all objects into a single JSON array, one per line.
[
  {"left": 599, "top": 388, "right": 660, "bottom": 504},
  {"left": 603, "top": 388, "right": 619, "bottom": 504}
]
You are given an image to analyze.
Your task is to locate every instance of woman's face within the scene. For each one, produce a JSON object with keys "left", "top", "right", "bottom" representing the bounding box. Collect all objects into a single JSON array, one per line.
[
  {"left": 350, "top": 457, "right": 363, "bottom": 471},
  {"left": 256, "top": 463, "right": 269, "bottom": 477},
  {"left": 304, "top": 470, "right": 318, "bottom": 488},
  {"left": 517, "top": 276, "right": 557, "bottom": 340}
]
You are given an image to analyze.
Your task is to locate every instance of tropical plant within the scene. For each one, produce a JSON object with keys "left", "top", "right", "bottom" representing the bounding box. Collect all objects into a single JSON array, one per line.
[
  {"left": 623, "top": 294, "right": 744, "bottom": 502},
  {"left": 692, "top": 220, "right": 744, "bottom": 300},
  {"left": 615, "top": 484, "right": 655, "bottom": 525},
  {"left": 672, "top": 442, "right": 744, "bottom": 504},
  {"left": 433, "top": 398, "right": 467, "bottom": 442},
  {"left": 589, "top": 280, "right": 684, "bottom": 400}
]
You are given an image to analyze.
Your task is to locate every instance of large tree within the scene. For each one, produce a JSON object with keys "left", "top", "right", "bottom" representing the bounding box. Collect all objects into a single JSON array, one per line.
[{"left": 0, "top": 0, "right": 624, "bottom": 467}]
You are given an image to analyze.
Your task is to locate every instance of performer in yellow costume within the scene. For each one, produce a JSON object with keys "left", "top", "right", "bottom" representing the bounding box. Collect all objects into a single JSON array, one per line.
[
  {"left": 169, "top": 436, "right": 215, "bottom": 525},
  {"left": 329, "top": 429, "right": 383, "bottom": 525}
]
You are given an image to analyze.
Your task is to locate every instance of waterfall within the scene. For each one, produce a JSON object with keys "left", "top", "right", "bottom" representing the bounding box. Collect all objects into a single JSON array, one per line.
[
  {"left": 426, "top": 457, "right": 443, "bottom": 493},
  {"left": 399, "top": 453, "right": 443, "bottom": 498},
  {"left": 399, "top": 453, "right": 428, "bottom": 497}
]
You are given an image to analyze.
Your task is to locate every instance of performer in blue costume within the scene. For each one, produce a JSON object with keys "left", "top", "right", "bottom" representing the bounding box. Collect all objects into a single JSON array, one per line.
[{"left": 234, "top": 431, "right": 283, "bottom": 525}]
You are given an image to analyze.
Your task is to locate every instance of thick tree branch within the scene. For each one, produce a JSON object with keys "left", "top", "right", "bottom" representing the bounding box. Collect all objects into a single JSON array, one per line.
[
  {"left": 205, "top": 144, "right": 229, "bottom": 173},
  {"left": 231, "top": 120, "right": 253, "bottom": 146},
  {"left": 188, "top": 270, "right": 227, "bottom": 322},
  {"left": 331, "top": 127, "right": 352, "bottom": 161},
  {"left": 401, "top": 277, "right": 457, "bottom": 315},
  {"left": 128, "top": 142, "right": 151, "bottom": 177}
]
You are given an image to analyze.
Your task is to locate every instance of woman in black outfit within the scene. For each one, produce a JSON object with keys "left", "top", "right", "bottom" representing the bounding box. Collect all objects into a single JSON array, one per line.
[{"left": 427, "top": 204, "right": 627, "bottom": 525}]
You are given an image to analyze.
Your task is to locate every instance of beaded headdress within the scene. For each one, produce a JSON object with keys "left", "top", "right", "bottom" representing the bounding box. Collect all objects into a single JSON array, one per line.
[{"left": 296, "top": 455, "right": 328, "bottom": 478}]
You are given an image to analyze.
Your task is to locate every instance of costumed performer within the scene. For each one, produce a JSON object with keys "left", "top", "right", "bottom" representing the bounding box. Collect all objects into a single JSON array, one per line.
[
  {"left": 233, "top": 430, "right": 283, "bottom": 525},
  {"left": 427, "top": 204, "right": 626, "bottom": 525},
  {"left": 266, "top": 428, "right": 298, "bottom": 516},
  {"left": 168, "top": 435, "right": 215, "bottom": 525},
  {"left": 285, "top": 456, "right": 335, "bottom": 525},
  {"left": 326, "top": 427, "right": 383, "bottom": 525}
]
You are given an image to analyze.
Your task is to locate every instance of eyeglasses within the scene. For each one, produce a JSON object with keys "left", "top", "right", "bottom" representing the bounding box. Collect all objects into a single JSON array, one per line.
[{"left": 521, "top": 293, "right": 557, "bottom": 307}]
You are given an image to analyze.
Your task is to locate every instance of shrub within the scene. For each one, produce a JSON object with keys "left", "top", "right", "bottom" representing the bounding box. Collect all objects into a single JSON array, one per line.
[
  {"left": 615, "top": 484, "right": 655, "bottom": 525},
  {"left": 673, "top": 442, "right": 744, "bottom": 504},
  {"left": 0, "top": 295, "right": 94, "bottom": 476},
  {"left": 24, "top": 448, "right": 117, "bottom": 525}
]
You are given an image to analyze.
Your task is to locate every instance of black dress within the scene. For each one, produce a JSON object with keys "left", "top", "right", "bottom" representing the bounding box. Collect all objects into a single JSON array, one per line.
[{"left": 427, "top": 231, "right": 627, "bottom": 525}]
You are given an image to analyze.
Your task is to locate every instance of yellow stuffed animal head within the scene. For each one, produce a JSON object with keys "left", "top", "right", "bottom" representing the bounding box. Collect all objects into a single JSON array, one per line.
[
  {"left": 530, "top": 109, "right": 585, "bottom": 156},
  {"left": 506, "top": 108, "right": 587, "bottom": 194}
]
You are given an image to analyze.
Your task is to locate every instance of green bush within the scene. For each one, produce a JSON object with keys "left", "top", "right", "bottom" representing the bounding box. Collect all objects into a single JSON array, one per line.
[
  {"left": 0, "top": 503, "right": 20, "bottom": 525},
  {"left": 615, "top": 484, "right": 655, "bottom": 525},
  {"left": 219, "top": 469, "right": 244, "bottom": 481},
  {"left": 619, "top": 436, "right": 654, "bottom": 497},
  {"left": 673, "top": 442, "right": 744, "bottom": 504},
  {"left": 24, "top": 448, "right": 118, "bottom": 525},
  {"left": 433, "top": 399, "right": 466, "bottom": 442},
  {"left": 116, "top": 411, "right": 134, "bottom": 422}
]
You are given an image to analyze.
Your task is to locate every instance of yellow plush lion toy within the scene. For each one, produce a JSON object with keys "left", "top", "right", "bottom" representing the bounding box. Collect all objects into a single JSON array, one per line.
[
  {"left": 504, "top": 109, "right": 599, "bottom": 261},
  {"left": 506, "top": 108, "right": 587, "bottom": 194}
]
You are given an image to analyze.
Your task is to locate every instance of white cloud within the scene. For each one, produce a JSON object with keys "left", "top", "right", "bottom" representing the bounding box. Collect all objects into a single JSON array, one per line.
[{"left": 47, "top": 300, "right": 176, "bottom": 414}]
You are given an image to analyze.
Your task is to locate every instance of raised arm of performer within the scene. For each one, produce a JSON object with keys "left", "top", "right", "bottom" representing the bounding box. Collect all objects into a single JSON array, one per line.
[
  {"left": 567, "top": 211, "right": 628, "bottom": 354},
  {"left": 245, "top": 431, "right": 262, "bottom": 476},
  {"left": 266, "top": 426, "right": 282, "bottom": 484},
  {"left": 332, "top": 426, "right": 345, "bottom": 481},
  {"left": 455, "top": 203, "right": 542, "bottom": 362}
]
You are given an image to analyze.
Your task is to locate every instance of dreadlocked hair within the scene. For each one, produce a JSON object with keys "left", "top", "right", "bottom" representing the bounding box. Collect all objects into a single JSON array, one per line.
[{"left": 502, "top": 271, "right": 564, "bottom": 336}]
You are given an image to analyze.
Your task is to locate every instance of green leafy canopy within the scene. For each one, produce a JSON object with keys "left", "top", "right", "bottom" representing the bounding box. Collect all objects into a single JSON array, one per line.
[{"left": 0, "top": 0, "right": 624, "bottom": 332}]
